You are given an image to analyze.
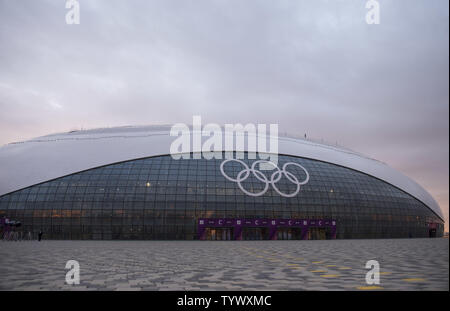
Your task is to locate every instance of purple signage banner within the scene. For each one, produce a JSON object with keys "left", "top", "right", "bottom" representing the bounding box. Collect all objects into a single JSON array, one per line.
[{"left": 198, "top": 218, "right": 337, "bottom": 240}]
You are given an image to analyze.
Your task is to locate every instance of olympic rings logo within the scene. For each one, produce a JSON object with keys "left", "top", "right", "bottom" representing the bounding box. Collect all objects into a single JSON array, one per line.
[{"left": 219, "top": 159, "right": 310, "bottom": 197}]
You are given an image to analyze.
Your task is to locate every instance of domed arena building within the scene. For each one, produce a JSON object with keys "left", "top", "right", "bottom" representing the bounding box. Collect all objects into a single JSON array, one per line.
[{"left": 0, "top": 126, "right": 444, "bottom": 240}]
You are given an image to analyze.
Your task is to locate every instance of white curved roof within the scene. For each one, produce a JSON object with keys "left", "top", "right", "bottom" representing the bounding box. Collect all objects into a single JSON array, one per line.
[{"left": 0, "top": 125, "right": 443, "bottom": 220}]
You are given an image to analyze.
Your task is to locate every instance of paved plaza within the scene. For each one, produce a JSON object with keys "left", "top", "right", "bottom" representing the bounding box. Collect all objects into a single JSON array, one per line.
[{"left": 0, "top": 238, "right": 448, "bottom": 291}]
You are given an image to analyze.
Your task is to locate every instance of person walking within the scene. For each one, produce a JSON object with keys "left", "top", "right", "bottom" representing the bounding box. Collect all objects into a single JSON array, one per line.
[{"left": 38, "top": 230, "right": 43, "bottom": 241}]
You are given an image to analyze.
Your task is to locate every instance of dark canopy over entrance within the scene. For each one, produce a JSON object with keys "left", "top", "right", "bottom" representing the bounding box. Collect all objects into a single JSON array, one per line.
[{"left": 198, "top": 218, "right": 337, "bottom": 240}]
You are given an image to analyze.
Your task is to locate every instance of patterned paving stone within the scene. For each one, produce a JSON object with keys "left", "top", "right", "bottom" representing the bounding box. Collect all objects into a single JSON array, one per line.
[{"left": 0, "top": 239, "right": 448, "bottom": 290}]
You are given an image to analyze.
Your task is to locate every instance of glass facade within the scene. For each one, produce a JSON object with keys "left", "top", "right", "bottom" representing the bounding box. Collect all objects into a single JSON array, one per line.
[{"left": 0, "top": 153, "right": 444, "bottom": 240}]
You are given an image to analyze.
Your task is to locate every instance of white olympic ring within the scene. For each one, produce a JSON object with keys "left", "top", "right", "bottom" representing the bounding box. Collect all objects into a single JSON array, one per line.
[{"left": 220, "top": 159, "right": 310, "bottom": 197}]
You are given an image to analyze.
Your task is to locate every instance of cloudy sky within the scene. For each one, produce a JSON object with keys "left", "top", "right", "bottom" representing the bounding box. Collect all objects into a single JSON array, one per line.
[{"left": 0, "top": 0, "right": 448, "bottom": 229}]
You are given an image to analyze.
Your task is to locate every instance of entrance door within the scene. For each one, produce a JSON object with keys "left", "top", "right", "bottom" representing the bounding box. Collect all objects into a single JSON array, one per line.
[
  {"left": 243, "top": 227, "right": 268, "bottom": 240},
  {"left": 276, "top": 228, "right": 301, "bottom": 240},
  {"left": 429, "top": 228, "right": 437, "bottom": 238},
  {"left": 205, "top": 228, "right": 233, "bottom": 240},
  {"left": 308, "top": 228, "right": 327, "bottom": 240}
]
